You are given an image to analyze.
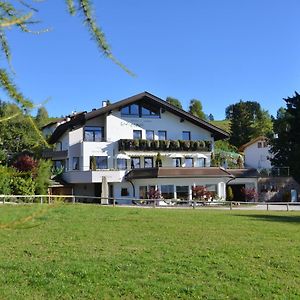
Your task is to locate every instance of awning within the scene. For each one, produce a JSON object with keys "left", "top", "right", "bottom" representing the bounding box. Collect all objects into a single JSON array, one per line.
[
  {"left": 192, "top": 153, "right": 208, "bottom": 159},
  {"left": 116, "top": 153, "right": 131, "bottom": 159},
  {"left": 169, "top": 153, "right": 184, "bottom": 158},
  {"left": 124, "top": 151, "right": 158, "bottom": 156}
]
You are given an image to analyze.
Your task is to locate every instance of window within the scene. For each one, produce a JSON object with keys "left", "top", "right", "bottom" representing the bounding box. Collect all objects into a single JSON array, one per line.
[
  {"left": 121, "top": 188, "right": 129, "bottom": 196},
  {"left": 144, "top": 157, "right": 153, "bottom": 168},
  {"left": 54, "top": 160, "right": 64, "bottom": 170},
  {"left": 172, "top": 158, "right": 182, "bottom": 167},
  {"left": 121, "top": 103, "right": 160, "bottom": 118},
  {"left": 133, "top": 130, "right": 142, "bottom": 139},
  {"left": 141, "top": 106, "right": 160, "bottom": 118},
  {"left": 182, "top": 131, "right": 191, "bottom": 141},
  {"left": 206, "top": 184, "right": 217, "bottom": 198},
  {"left": 146, "top": 130, "right": 154, "bottom": 140},
  {"left": 185, "top": 157, "right": 193, "bottom": 167},
  {"left": 176, "top": 186, "right": 189, "bottom": 200},
  {"left": 197, "top": 158, "right": 206, "bottom": 167},
  {"left": 131, "top": 157, "right": 140, "bottom": 169},
  {"left": 158, "top": 130, "right": 167, "bottom": 140},
  {"left": 84, "top": 126, "right": 104, "bottom": 142},
  {"left": 72, "top": 157, "right": 79, "bottom": 170},
  {"left": 139, "top": 186, "right": 147, "bottom": 199},
  {"left": 90, "top": 156, "right": 108, "bottom": 170},
  {"left": 161, "top": 185, "right": 174, "bottom": 199},
  {"left": 121, "top": 104, "right": 139, "bottom": 116},
  {"left": 56, "top": 141, "right": 62, "bottom": 151},
  {"left": 117, "top": 159, "right": 127, "bottom": 170},
  {"left": 263, "top": 141, "right": 268, "bottom": 148},
  {"left": 257, "top": 142, "right": 262, "bottom": 148}
]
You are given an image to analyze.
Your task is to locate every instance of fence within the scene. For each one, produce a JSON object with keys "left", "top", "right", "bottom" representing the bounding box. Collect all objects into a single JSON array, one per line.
[{"left": 0, "top": 195, "right": 299, "bottom": 211}]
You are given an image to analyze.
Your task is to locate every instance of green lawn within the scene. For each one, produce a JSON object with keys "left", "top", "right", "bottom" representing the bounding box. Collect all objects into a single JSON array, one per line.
[{"left": 0, "top": 205, "right": 300, "bottom": 299}]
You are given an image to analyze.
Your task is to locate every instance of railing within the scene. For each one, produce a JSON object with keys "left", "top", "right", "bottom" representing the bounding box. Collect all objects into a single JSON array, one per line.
[
  {"left": 0, "top": 195, "right": 299, "bottom": 211},
  {"left": 42, "top": 149, "right": 68, "bottom": 159},
  {"left": 118, "top": 139, "right": 212, "bottom": 152}
]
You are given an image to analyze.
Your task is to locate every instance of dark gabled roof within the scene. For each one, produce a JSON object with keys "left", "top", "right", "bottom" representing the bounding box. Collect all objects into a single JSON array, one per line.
[
  {"left": 125, "top": 167, "right": 234, "bottom": 180},
  {"left": 48, "top": 112, "right": 86, "bottom": 144},
  {"left": 49, "top": 92, "right": 229, "bottom": 144},
  {"left": 228, "top": 168, "right": 259, "bottom": 178}
]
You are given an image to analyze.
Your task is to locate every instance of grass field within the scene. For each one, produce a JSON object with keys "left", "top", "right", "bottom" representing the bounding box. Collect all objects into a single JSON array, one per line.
[{"left": 0, "top": 204, "right": 300, "bottom": 299}]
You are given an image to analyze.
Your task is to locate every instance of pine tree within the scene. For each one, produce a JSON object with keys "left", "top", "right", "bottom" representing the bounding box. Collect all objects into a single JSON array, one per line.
[{"left": 270, "top": 92, "right": 300, "bottom": 182}]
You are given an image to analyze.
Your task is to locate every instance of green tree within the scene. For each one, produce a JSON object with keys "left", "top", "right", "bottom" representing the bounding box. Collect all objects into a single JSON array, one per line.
[
  {"left": 270, "top": 93, "right": 300, "bottom": 181},
  {"left": 35, "top": 107, "right": 49, "bottom": 129},
  {"left": 226, "top": 100, "right": 273, "bottom": 148},
  {"left": 188, "top": 99, "right": 206, "bottom": 120},
  {"left": 35, "top": 159, "right": 52, "bottom": 195},
  {"left": 166, "top": 97, "right": 183, "bottom": 109},
  {"left": 0, "top": 102, "right": 42, "bottom": 159},
  {"left": 208, "top": 113, "right": 214, "bottom": 121}
]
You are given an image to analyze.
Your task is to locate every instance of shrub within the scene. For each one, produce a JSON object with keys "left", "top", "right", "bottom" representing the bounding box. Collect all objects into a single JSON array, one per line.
[
  {"left": 35, "top": 159, "right": 52, "bottom": 195},
  {"left": 0, "top": 166, "right": 12, "bottom": 194},
  {"left": 12, "top": 155, "right": 38, "bottom": 174},
  {"left": 241, "top": 187, "right": 257, "bottom": 202},
  {"left": 147, "top": 188, "right": 161, "bottom": 199},
  {"left": 11, "top": 175, "right": 35, "bottom": 196},
  {"left": 226, "top": 186, "right": 234, "bottom": 201},
  {"left": 192, "top": 186, "right": 212, "bottom": 201}
]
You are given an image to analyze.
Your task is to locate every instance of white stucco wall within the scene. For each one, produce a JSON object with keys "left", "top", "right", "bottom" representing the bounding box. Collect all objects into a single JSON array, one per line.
[
  {"left": 244, "top": 140, "right": 272, "bottom": 169},
  {"left": 106, "top": 110, "right": 213, "bottom": 142}
]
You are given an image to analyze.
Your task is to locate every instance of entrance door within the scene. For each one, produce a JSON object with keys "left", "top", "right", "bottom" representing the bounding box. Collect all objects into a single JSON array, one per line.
[{"left": 229, "top": 184, "right": 245, "bottom": 202}]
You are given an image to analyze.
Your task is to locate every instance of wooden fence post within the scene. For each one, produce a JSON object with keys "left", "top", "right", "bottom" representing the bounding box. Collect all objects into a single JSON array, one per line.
[{"left": 230, "top": 201, "right": 233, "bottom": 210}]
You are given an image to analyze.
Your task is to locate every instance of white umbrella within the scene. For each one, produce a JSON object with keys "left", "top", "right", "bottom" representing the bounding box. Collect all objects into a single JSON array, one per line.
[{"left": 101, "top": 176, "right": 109, "bottom": 205}]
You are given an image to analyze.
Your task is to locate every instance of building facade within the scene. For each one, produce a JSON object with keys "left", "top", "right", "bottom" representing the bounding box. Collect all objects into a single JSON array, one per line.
[{"left": 44, "top": 92, "right": 233, "bottom": 203}]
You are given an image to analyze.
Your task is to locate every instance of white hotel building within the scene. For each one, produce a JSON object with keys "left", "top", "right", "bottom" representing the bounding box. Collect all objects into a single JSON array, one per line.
[{"left": 43, "top": 92, "right": 233, "bottom": 202}]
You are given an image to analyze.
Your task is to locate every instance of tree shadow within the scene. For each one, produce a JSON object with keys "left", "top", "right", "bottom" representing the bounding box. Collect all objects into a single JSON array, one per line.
[{"left": 235, "top": 214, "right": 300, "bottom": 224}]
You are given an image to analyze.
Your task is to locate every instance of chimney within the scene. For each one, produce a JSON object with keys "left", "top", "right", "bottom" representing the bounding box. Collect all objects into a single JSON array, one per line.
[{"left": 102, "top": 100, "right": 107, "bottom": 107}]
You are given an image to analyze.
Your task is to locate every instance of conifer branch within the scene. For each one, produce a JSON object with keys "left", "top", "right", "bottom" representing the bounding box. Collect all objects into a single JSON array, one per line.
[{"left": 0, "top": 69, "right": 33, "bottom": 109}]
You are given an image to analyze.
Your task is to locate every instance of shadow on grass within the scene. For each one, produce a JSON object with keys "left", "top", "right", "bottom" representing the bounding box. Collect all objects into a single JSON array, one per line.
[{"left": 235, "top": 214, "right": 300, "bottom": 224}]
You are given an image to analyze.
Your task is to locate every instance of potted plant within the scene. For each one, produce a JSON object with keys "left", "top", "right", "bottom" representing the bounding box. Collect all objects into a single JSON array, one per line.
[{"left": 155, "top": 152, "right": 162, "bottom": 167}]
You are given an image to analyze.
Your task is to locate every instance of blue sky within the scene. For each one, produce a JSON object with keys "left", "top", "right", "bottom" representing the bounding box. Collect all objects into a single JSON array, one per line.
[{"left": 4, "top": 0, "right": 300, "bottom": 119}]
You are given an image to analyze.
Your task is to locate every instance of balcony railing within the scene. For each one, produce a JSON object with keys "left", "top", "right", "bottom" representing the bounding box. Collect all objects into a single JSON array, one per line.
[
  {"left": 118, "top": 139, "right": 212, "bottom": 152},
  {"left": 42, "top": 149, "right": 68, "bottom": 159}
]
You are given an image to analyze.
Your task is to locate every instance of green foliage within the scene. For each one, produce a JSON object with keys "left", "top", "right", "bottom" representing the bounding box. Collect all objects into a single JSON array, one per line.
[
  {"left": 210, "top": 119, "right": 231, "bottom": 132},
  {"left": 166, "top": 97, "right": 183, "bottom": 109},
  {"left": 35, "top": 159, "right": 52, "bottom": 195},
  {"left": 155, "top": 152, "right": 162, "bottom": 167},
  {"left": 0, "top": 101, "right": 42, "bottom": 157},
  {"left": 215, "top": 140, "right": 238, "bottom": 153},
  {"left": 270, "top": 93, "right": 300, "bottom": 182},
  {"left": 10, "top": 175, "right": 35, "bottom": 196},
  {"left": 226, "top": 186, "right": 234, "bottom": 201},
  {"left": 226, "top": 100, "right": 273, "bottom": 148},
  {"left": 35, "top": 107, "right": 49, "bottom": 129},
  {"left": 189, "top": 99, "right": 206, "bottom": 120},
  {"left": 0, "top": 166, "right": 12, "bottom": 194}
]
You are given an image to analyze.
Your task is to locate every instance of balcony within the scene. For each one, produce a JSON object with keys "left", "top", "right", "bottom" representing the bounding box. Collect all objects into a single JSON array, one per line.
[
  {"left": 63, "top": 170, "right": 126, "bottom": 183},
  {"left": 118, "top": 139, "right": 212, "bottom": 152},
  {"left": 42, "top": 149, "right": 68, "bottom": 160}
]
